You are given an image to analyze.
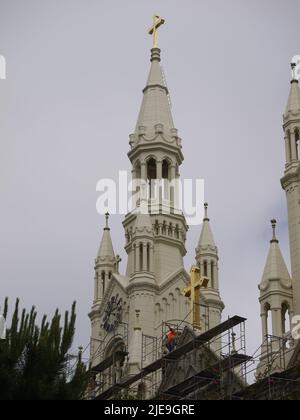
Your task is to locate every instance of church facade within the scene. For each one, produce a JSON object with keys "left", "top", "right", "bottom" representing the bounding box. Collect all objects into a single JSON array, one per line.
[
  {"left": 89, "top": 29, "right": 224, "bottom": 392},
  {"left": 88, "top": 21, "right": 300, "bottom": 396}
]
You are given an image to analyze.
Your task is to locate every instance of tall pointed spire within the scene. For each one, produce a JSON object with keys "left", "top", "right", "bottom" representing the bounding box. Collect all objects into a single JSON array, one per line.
[
  {"left": 260, "top": 220, "right": 291, "bottom": 288},
  {"left": 97, "top": 213, "right": 116, "bottom": 260},
  {"left": 135, "top": 48, "right": 174, "bottom": 136},
  {"left": 285, "top": 63, "right": 300, "bottom": 115},
  {"left": 197, "top": 203, "right": 216, "bottom": 249}
]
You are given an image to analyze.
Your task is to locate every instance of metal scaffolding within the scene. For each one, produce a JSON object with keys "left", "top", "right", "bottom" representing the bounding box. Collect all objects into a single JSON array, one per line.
[
  {"left": 91, "top": 314, "right": 251, "bottom": 400},
  {"left": 87, "top": 322, "right": 129, "bottom": 399}
]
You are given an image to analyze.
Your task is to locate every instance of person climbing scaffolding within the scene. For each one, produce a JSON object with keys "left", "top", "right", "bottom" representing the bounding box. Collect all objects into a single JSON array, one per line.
[{"left": 166, "top": 327, "right": 177, "bottom": 353}]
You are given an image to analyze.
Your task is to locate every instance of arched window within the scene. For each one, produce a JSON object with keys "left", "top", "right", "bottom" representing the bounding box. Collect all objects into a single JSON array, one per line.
[
  {"left": 139, "top": 243, "right": 143, "bottom": 271},
  {"left": 154, "top": 220, "right": 159, "bottom": 235},
  {"left": 101, "top": 271, "right": 106, "bottom": 296},
  {"left": 147, "top": 243, "right": 151, "bottom": 271},
  {"left": 168, "top": 223, "right": 173, "bottom": 237},
  {"left": 211, "top": 261, "right": 214, "bottom": 288},
  {"left": 282, "top": 303, "right": 290, "bottom": 335},
  {"left": 287, "top": 130, "right": 292, "bottom": 163},
  {"left": 203, "top": 261, "right": 208, "bottom": 277},
  {"left": 162, "top": 160, "right": 169, "bottom": 200},
  {"left": 162, "top": 160, "right": 169, "bottom": 179},
  {"left": 133, "top": 244, "right": 136, "bottom": 272},
  {"left": 147, "top": 158, "right": 157, "bottom": 199},
  {"left": 295, "top": 129, "right": 300, "bottom": 161},
  {"left": 109, "top": 272, "right": 112, "bottom": 280}
]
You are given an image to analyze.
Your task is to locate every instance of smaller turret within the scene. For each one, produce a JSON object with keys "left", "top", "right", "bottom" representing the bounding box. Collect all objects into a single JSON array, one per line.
[
  {"left": 94, "top": 213, "right": 117, "bottom": 303},
  {"left": 195, "top": 203, "right": 224, "bottom": 335}
]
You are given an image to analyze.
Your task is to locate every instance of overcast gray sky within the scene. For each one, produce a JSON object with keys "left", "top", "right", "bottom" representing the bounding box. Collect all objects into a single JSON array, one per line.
[{"left": 0, "top": 0, "right": 299, "bottom": 360}]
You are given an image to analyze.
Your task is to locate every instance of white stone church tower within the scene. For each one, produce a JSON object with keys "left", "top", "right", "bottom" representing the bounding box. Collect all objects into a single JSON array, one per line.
[
  {"left": 258, "top": 67, "right": 300, "bottom": 375},
  {"left": 89, "top": 40, "right": 225, "bottom": 388}
]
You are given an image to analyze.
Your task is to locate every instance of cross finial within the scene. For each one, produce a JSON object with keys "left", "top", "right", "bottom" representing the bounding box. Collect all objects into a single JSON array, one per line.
[
  {"left": 148, "top": 15, "right": 165, "bottom": 49},
  {"left": 105, "top": 212, "right": 110, "bottom": 230},
  {"left": 271, "top": 219, "right": 279, "bottom": 243}
]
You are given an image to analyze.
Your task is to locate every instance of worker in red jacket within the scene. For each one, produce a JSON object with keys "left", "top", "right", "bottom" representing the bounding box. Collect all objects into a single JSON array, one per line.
[{"left": 166, "top": 328, "right": 177, "bottom": 352}]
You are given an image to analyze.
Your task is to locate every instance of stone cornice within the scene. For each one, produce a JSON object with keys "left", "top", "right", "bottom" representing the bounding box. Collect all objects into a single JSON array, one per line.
[
  {"left": 259, "top": 277, "right": 292, "bottom": 293},
  {"left": 128, "top": 135, "right": 184, "bottom": 164},
  {"left": 127, "top": 281, "right": 159, "bottom": 295},
  {"left": 281, "top": 164, "right": 300, "bottom": 189}
]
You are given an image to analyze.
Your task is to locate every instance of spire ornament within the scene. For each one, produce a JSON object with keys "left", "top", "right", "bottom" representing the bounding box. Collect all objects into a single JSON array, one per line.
[
  {"left": 105, "top": 212, "right": 110, "bottom": 231},
  {"left": 271, "top": 219, "right": 279, "bottom": 244},
  {"left": 204, "top": 203, "right": 210, "bottom": 222},
  {"left": 148, "top": 15, "right": 165, "bottom": 49},
  {"left": 291, "top": 62, "right": 299, "bottom": 83}
]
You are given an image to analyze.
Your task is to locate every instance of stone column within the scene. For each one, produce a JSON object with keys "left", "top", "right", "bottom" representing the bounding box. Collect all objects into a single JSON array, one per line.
[
  {"left": 141, "top": 162, "right": 147, "bottom": 181},
  {"left": 149, "top": 245, "right": 154, "bottom": 272},
  {"left": 94, "top": 275, "right": 98, "bottom": 301},
  {"left": 261, "top": 312, "right": 268, "bottom": 341},
  {"left": 170, "top": 165, "right": 176, "bottom": 209}
]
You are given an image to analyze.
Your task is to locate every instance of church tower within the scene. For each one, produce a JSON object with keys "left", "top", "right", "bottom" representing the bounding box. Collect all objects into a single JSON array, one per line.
[
  {"left": 281, "top": 64, "right": 300, "bottom": 316},
  {"left": 89, "top": 19, "right": 226, "bottom": 397},
  {"left": 89, "top": 19, "right": 192, "bottom": 380},
  {"left": 195, "top": 203, "right": 224, "bottom": 330}
]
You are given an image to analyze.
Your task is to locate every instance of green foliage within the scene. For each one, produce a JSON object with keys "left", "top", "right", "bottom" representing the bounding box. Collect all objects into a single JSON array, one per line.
[{"left": 0, "top": 299, "right": 88, "bottom": 400}]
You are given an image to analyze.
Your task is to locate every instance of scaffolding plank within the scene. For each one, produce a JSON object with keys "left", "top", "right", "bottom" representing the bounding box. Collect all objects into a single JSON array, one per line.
[{"left": 162, "top": 353, "right": 251, "bottom": 399}]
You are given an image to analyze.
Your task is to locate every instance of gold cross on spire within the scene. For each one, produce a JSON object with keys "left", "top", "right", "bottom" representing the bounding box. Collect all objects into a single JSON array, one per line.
[
  {"left": 148, "top": 15, "right": 165, "bottom": 49},
  {"left": 183, "top": 266, "right": 209, "bottom": 330}
]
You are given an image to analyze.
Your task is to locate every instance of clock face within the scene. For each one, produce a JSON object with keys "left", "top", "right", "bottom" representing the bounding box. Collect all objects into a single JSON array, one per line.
[{"left": 102, "top": 294, "right": 123, "bottom": 333}]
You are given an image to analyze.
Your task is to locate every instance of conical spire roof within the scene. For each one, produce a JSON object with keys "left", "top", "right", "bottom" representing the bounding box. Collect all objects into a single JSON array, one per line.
[
  {"left": 285, "top": 63, "right": 300, "bottom": 115},
  {"left": 197, "top": 203, "right": 216, "bottom": 249},
  {"left": 135, "top": 48, "right": 174, "bottom": 134},
  {"left": 260, "top": 220, "right": 291, "bottom": 286},
  {"left": 97, "top": 213, "right": 116, "bottom": 260},
  {"left": 285, "top": 80, "right": 300, "bottom": 115}
]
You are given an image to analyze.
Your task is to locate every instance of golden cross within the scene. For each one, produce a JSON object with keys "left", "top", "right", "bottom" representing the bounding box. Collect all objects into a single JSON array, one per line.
[
  {"left": 148, "top": 15, "right": 165, "bottom": 49},
  {"left": 183, "top": 266, "right": 209, "bottom": 330}
]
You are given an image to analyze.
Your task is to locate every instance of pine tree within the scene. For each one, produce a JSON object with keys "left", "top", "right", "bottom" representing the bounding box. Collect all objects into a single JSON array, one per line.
[{"left": 0, "top": 299, "right": 88, "bottom": 400}]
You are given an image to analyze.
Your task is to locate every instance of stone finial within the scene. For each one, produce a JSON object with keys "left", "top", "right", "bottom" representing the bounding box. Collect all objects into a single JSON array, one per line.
[
  {"left": 105, "top": 212, "right": 110, "bottom": 231},
  {"left": 291, "top": 62, "right": 298, "bottom": 83},
  {"left": 271, "top": 219, "right": 279, "bottom": 244},
  {"left": 204, "top": 203, "right": 210, "bottom": 222}
]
